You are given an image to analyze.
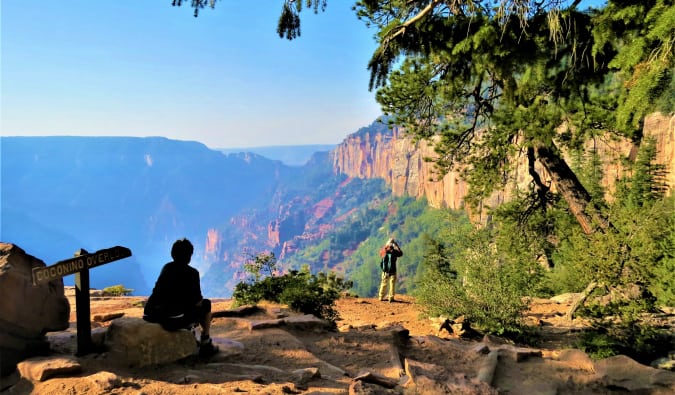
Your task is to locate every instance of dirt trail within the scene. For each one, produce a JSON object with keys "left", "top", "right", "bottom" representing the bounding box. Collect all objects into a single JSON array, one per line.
[{"left": 5, "top": 293, "right": 673, "bottom": 394}]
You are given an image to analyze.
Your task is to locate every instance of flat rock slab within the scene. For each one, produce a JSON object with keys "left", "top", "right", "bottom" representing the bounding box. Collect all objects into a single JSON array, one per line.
[
  {"left": 248, "top": 314, "right": 331, "bottom": 332},
  {"left": 212, "top": 305, "right": 261, "bottom": 318},
  {"left": 104, "top": 317, "right": 197, "bottom": 367},
  {"left": 17, "top": 356, "right": 81, "bottom": 382}
]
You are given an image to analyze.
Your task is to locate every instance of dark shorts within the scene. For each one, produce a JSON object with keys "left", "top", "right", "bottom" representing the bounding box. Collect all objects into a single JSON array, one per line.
[{"left": 143, "top": 299, "right": 211, "bottom": 331}]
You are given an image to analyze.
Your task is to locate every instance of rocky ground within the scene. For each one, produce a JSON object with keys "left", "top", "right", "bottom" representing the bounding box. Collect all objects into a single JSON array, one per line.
[{"left": 2, "top": 293, "right": 675, "bottom": 394}]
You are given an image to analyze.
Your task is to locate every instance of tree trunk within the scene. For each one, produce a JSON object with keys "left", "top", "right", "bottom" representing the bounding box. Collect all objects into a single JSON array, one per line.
[
  {"left": 534, "top": 142, "right": 612, "bottom": 320},
  {"left": 535, "top": 143, "right": 609, "bottom": 234}
]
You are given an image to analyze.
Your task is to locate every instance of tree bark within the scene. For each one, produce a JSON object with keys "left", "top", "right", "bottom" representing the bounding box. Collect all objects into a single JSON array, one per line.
[{"left": 535, "top": 143, "right": 609, "bottom": 234}]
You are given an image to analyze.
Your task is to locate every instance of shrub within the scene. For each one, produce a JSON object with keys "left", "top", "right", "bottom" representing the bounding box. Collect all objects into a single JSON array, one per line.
[
  {"left": 578, "top": 321, "right": 672, "bottom": 363},
  {"left": 416, "top": 225, "right": 535, "bottom": 337},
  {"left": 102, "top": 284, "right": 133, "bottom": 296},
  {"left": 233, "top": 254, "right": 351, "bottom": 324}
]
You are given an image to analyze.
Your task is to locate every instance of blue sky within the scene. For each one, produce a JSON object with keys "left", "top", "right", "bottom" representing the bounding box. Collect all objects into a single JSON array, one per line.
[
  {"left": 1, "top": 1, "right": 606, "bottom": 149},
  {"left": 1, "top": 1, "right": 382, "bottom": 148}
]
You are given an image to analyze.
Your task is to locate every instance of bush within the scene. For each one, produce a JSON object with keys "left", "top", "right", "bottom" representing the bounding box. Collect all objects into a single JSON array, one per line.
[
  {"left": 233, "top": 255, "right": 351, "bottom": 324},
  {"left": 577, "top": 321, "right": 673, "bottom": 363},
  {"left": 102, "top": 284, "right": 133, "bottom": 296},
  {"left": 416, "top": 226, "right": 534, "bottom": 336}
]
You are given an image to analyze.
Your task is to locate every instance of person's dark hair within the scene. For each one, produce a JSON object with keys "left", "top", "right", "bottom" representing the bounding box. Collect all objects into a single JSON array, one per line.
[{"left": 171, "top": 238, "right": 194, "bottom": 264}]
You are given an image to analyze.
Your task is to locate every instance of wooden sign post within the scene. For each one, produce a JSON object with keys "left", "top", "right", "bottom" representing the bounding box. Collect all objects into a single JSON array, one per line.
[{"left": 32, "top": 246, "right": 132, "bottom": 355}]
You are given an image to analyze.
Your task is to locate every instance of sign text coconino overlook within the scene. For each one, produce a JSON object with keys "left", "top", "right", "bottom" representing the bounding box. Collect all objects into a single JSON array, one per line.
[{"left": 32, "top": 246, "right": 131, "bottom": 285}]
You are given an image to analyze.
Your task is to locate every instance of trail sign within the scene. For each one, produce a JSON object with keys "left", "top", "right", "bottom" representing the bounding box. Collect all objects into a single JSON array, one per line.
[
  {"left": 32, "top": 246, "right": 131, "bottom": 285},
  {"left": 32, "top": 245, "right": 132, "bottom": 355}
]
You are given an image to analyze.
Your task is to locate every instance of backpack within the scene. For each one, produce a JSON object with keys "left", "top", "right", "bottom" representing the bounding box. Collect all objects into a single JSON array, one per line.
[{"left": 380, "top": 253, "right": 393, "bottom": 274}]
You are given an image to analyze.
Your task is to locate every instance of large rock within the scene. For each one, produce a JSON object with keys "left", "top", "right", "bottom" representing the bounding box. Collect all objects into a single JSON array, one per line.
[
  {"left": 594, "top": 355, "right": 675, "bottom": 393},
  {"left": 0, "top": 243, "right": 70, "bottom": 376},
  {"left": 104, "top": 317, "right": 197, "bottom": 367}
]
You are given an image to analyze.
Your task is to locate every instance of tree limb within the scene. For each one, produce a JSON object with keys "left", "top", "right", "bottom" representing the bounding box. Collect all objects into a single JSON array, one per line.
[{"left": 387, "top": 0, "right": 443, "bottom": 42}]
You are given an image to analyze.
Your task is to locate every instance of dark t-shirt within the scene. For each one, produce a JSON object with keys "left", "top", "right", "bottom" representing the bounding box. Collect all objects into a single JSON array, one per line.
[
  {"left": 382, "top": 246, "right": 403, "bottom": 274},
  {"left": 144, "top": 261, "right": 203, "bottom": 318}
]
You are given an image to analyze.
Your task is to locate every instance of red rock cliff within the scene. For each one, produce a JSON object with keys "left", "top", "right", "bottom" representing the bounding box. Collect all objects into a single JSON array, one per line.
[{"left": 332, "top": 113, "right": 675, "bottom": 220}]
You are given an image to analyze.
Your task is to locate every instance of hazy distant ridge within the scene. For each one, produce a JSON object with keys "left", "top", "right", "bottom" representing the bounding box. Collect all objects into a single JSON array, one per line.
[
  {"left": 218, "top": 144, "right": 335, "bottom": 166},
  {"left": 1, "top": 136, "right": 292, "bottom": 295}
]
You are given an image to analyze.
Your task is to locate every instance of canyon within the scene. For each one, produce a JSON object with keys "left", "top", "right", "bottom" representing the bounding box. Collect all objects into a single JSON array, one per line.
[{"left": 1, "top": 113, "right": 673, "bottom": 297}]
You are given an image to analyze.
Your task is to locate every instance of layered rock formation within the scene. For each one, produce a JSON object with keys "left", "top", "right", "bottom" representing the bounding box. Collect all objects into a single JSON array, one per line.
[{"left": 332, "top": 113, "right": 675, "bottom": 221}]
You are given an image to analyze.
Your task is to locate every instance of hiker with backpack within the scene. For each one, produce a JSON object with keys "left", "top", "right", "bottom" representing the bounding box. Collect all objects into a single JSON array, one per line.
[{"left": 378, "top": 238, "right": 403, "bottom": 302}]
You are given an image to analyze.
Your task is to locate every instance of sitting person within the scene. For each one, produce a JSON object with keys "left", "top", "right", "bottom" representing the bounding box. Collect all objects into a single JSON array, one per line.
[{"left": 143, "top": 238, "right": 218, "bottom": 357}]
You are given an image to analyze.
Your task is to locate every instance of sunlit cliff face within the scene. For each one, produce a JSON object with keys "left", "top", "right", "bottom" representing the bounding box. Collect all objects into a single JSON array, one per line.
[{"left": 332, "top": 113, "right": 675, "bottom": 224}]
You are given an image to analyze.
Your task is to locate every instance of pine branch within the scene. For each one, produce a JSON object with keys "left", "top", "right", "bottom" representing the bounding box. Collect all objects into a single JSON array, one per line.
[{"left": 386, "top": 0, "right": 443, "bottom": 42}]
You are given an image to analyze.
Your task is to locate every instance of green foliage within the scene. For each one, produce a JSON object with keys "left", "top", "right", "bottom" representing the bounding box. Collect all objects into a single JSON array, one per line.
[
  {"left": 649, "top": 196, "right": 675, "bottom": 306},
  {"left": 102, "top": 284, "right": 133, "bottom": 296},
  {"left": 578, "top": 321, "right": 672, "bottom": 363},
  {"left": 570, "top": 148, "right": 607, "bottom": 205},
  {"left": 342, "top": 196, "right": 455, "bottom": 297},
  {"left": 415, "top": 216, "right": 540, "bottom": 336},
  {"left": 551, "top": 138, "right": 674, "bottom": 307},
  {"left": 352, "top": 0, "right": 673, "bottom": 241},
  {"left": 577, "top": 331, "right": 621, "bottom": 360},
  {"left": 594, "top": 0, "right": 675, "bottom": 132},
  {"left": 282, "top": 177, "right": 390, "bottom": 272},
  {"left": 548, "top": 139, "right": 674, "bottom": 358},
  {"left": 243, "top": 252, "right": 278, "bottom": 283},
  {"left": 233, "top": 257, "right": 351, "bottom": 324}
]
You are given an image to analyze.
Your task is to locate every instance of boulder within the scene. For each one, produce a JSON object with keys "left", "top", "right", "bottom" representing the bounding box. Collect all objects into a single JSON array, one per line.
[
  {"left": 0, "top": 243, "right": 70, "bottom": 376},
  {"left": 104, "top": 317, "right": 197, "bottom": 367}
]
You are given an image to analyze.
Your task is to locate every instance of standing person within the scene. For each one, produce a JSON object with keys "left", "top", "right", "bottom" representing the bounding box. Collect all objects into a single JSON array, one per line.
[
  {"left": 143, "top": 238, "right": 218, "bottom": 357},
  {"left": 378, "top": 238, "right": 403, "bottom": 302}
]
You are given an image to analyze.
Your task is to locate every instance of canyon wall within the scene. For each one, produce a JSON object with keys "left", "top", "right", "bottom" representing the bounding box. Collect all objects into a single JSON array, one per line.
[{"left": 332, "top": 113, "right": 675, "bottom": 221}]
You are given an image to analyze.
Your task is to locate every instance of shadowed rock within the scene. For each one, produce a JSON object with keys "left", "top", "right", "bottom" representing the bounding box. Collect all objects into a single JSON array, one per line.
[{"left": 0, "top": 243, "right": 70, "bottom": 376}]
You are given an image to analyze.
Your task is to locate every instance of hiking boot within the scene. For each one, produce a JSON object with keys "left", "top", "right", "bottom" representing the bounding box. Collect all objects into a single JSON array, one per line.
[{"left": 198, "top": 337, "right": 219, "bottom": 358}]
